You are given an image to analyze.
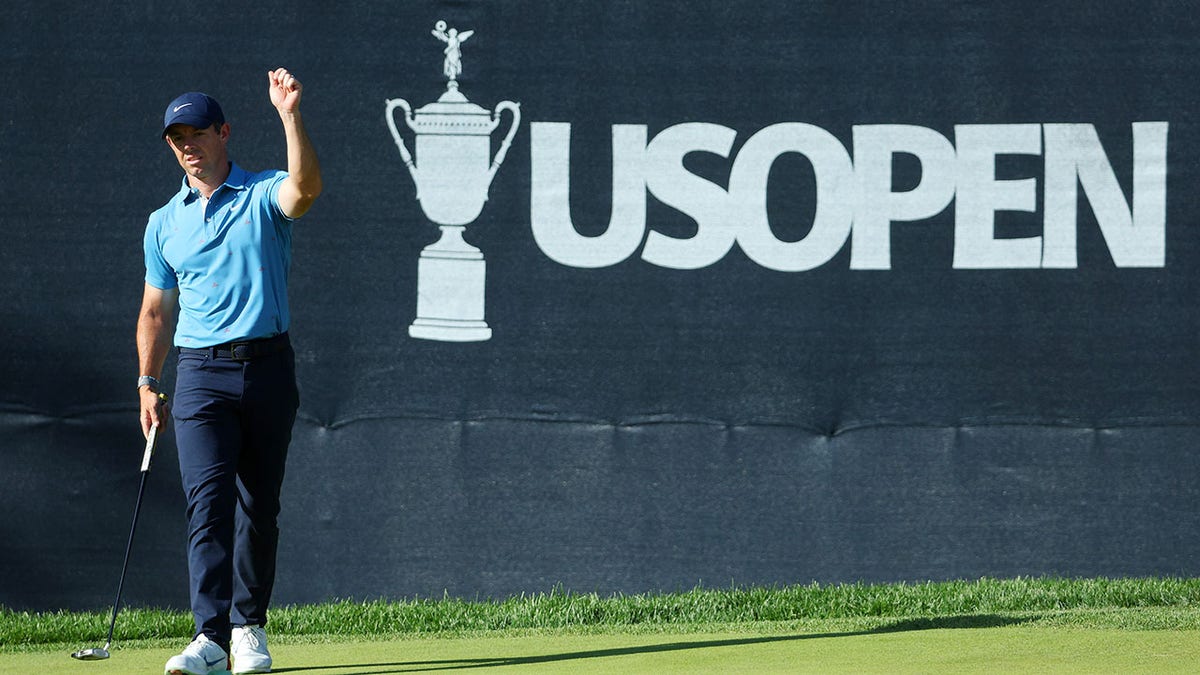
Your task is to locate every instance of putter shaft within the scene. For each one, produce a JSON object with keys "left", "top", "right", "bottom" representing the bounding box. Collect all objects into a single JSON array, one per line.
[{"left": 72, "top": 417, "right": 164, "bottom": 661}]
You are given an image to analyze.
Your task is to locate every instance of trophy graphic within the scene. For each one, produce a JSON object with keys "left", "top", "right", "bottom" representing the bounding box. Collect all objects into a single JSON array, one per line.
[{"left": 386, "top": 20, "right": 521, "bottom": 341}]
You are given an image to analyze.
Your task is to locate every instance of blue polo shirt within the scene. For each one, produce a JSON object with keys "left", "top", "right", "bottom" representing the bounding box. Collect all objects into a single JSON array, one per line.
[{"left": 144, "top": 163, "right": 294, "bottom": 348}]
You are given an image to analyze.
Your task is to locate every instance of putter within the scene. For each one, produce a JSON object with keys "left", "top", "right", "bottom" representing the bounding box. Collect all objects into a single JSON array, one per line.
[{"left": 72, "top": 398, "right": 166, "bottom": 661}]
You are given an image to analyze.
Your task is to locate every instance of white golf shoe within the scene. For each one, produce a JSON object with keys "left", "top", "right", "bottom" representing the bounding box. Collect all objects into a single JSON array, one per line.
[
  {"left": 164, "top": 634, "right": 229, "bottom": 675},
  {"left": 231, "top": 625, "right": 273, "bottom": 674}
]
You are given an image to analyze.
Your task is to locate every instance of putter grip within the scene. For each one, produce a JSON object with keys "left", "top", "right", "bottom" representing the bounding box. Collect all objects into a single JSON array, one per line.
[
  {"left": 140, "top": 392, "right": 168, "bottom": 472},
  {"left": 140, "top": 425, "right": 158, "bottom": 473}
]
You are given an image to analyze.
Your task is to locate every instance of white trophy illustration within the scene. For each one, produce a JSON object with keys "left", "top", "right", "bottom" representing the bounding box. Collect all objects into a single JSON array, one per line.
[{"left": 387, "top": 20, "right": 520, "bottom": 341}]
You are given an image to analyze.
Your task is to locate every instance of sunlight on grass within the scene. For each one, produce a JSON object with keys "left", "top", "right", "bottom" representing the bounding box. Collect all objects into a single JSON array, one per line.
[{"left": 3, "top": 576, "right": 1199, "bottom": 653}]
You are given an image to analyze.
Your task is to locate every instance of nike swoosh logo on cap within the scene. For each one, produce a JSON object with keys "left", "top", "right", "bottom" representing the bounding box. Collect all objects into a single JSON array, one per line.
[{"left": 173, "top": 103, "right": 194, "bottom": 113}]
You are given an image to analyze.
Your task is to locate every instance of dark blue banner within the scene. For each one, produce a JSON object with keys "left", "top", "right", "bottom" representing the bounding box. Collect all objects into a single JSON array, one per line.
[{"left": 1, "top": 1, "right": 1197, "bottom": 611}]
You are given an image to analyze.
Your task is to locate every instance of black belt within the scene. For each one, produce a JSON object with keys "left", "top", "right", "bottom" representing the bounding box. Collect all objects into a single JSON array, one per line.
[{"left": 180, "top": 333, "right": 290, "bottom": 361}]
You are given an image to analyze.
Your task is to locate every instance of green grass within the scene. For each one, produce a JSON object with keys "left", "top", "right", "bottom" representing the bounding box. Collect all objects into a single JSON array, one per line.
[
  {"left": 9, "top": 625, "right": 1200, "bottom": 674},
  {"left": 4, "top": 576, "right": 1200, "bottom": 653},
  {"left": 5, "top": 579, "right": 1200, "bottom": 674}
]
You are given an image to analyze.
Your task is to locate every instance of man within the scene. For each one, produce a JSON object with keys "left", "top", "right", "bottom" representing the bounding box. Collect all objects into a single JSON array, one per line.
[{"left": 137, "top": 68, "right": 322, "bottom": 675}]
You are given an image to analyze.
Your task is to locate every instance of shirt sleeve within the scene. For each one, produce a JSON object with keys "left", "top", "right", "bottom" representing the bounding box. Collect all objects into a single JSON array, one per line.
[
  {"left": 143, "top": 216, "right": 177, "bottom": 290},
  {"left": 266, "top": 170, "right": 296, "bottom": 223}
]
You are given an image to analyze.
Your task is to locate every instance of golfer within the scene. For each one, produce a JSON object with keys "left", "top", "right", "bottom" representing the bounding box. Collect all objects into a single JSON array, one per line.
[{"left": 136, "top": 68, "right": 321, "bottom": 675}]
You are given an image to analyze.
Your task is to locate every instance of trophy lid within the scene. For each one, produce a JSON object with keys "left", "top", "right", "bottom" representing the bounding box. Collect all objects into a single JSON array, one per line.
[{"left": 410, "top": 83, "right": 495, "bottom": 135}]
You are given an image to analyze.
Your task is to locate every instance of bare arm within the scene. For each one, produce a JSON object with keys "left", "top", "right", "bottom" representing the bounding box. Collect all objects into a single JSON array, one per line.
[
  {"left": 269, "top": 67, "right": 323, "bottom": 219},
  {"left": 137, "top": 283, "right": 177, "bottom": 438}
]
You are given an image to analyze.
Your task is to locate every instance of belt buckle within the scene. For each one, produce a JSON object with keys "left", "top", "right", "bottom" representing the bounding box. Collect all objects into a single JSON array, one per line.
[{"left": 229, "top": 341, "right": 254, "bottom": 361}]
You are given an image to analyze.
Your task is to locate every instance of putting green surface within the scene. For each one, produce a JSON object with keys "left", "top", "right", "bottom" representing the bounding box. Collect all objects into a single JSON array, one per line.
[{"left": 9, "top": 626, "right": 1199, "bottom": 674}]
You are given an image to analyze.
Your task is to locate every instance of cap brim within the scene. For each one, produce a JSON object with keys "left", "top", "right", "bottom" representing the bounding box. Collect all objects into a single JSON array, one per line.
[{"left": 162, "top": 115, "right": 219, "bottom": 137}]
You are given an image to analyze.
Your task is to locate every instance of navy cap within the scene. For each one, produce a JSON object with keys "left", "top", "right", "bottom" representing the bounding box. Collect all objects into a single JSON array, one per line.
[{"left": 162, "top": 92, "right": 225, "bottom": 137}]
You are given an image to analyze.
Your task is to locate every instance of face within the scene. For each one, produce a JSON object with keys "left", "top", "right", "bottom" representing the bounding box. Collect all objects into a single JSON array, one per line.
[{"left": 164, "top": 123, "right": 229, "bottom": 183}]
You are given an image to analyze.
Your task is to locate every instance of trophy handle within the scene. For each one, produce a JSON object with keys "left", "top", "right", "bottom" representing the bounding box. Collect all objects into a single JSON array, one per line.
[
  {"left": 385, "top": 98, "right": 420, "bottom": 193},
  {"left": 486, "top": 100, "right": 521, "bottom": 188}
]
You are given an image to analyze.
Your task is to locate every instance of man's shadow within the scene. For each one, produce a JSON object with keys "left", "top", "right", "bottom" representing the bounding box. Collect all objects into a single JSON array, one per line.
[{"left": 270, "top": 614, "right": 1036, "bottom": 674}]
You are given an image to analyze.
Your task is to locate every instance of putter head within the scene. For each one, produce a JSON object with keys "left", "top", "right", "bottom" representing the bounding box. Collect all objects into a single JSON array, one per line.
[{"left": 71, "top": 646, "right": 110, "bottom": 660}]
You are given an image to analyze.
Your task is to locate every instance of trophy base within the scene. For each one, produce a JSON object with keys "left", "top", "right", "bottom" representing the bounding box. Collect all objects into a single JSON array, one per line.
[
  {"left": 409, "top": 229, "right": 491, "bottom": 342},
  {"left": 409, "top": 318, "right": 492, "bottom": 342}
]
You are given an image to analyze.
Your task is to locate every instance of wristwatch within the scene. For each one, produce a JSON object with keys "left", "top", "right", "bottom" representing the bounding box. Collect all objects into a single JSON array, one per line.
[{"left": 137, "top": 375, "right": 160, "bottom": 392}]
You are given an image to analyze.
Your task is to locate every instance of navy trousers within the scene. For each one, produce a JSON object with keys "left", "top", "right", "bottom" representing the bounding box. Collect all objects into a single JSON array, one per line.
[{"left": 172, "top": 336, "right": 298, "bottom": 651}]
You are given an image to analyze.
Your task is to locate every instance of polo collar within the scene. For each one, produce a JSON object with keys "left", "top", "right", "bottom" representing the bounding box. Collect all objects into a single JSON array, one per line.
[{"left": 179, "top": 163, "right": 249, "bottom": 203}]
